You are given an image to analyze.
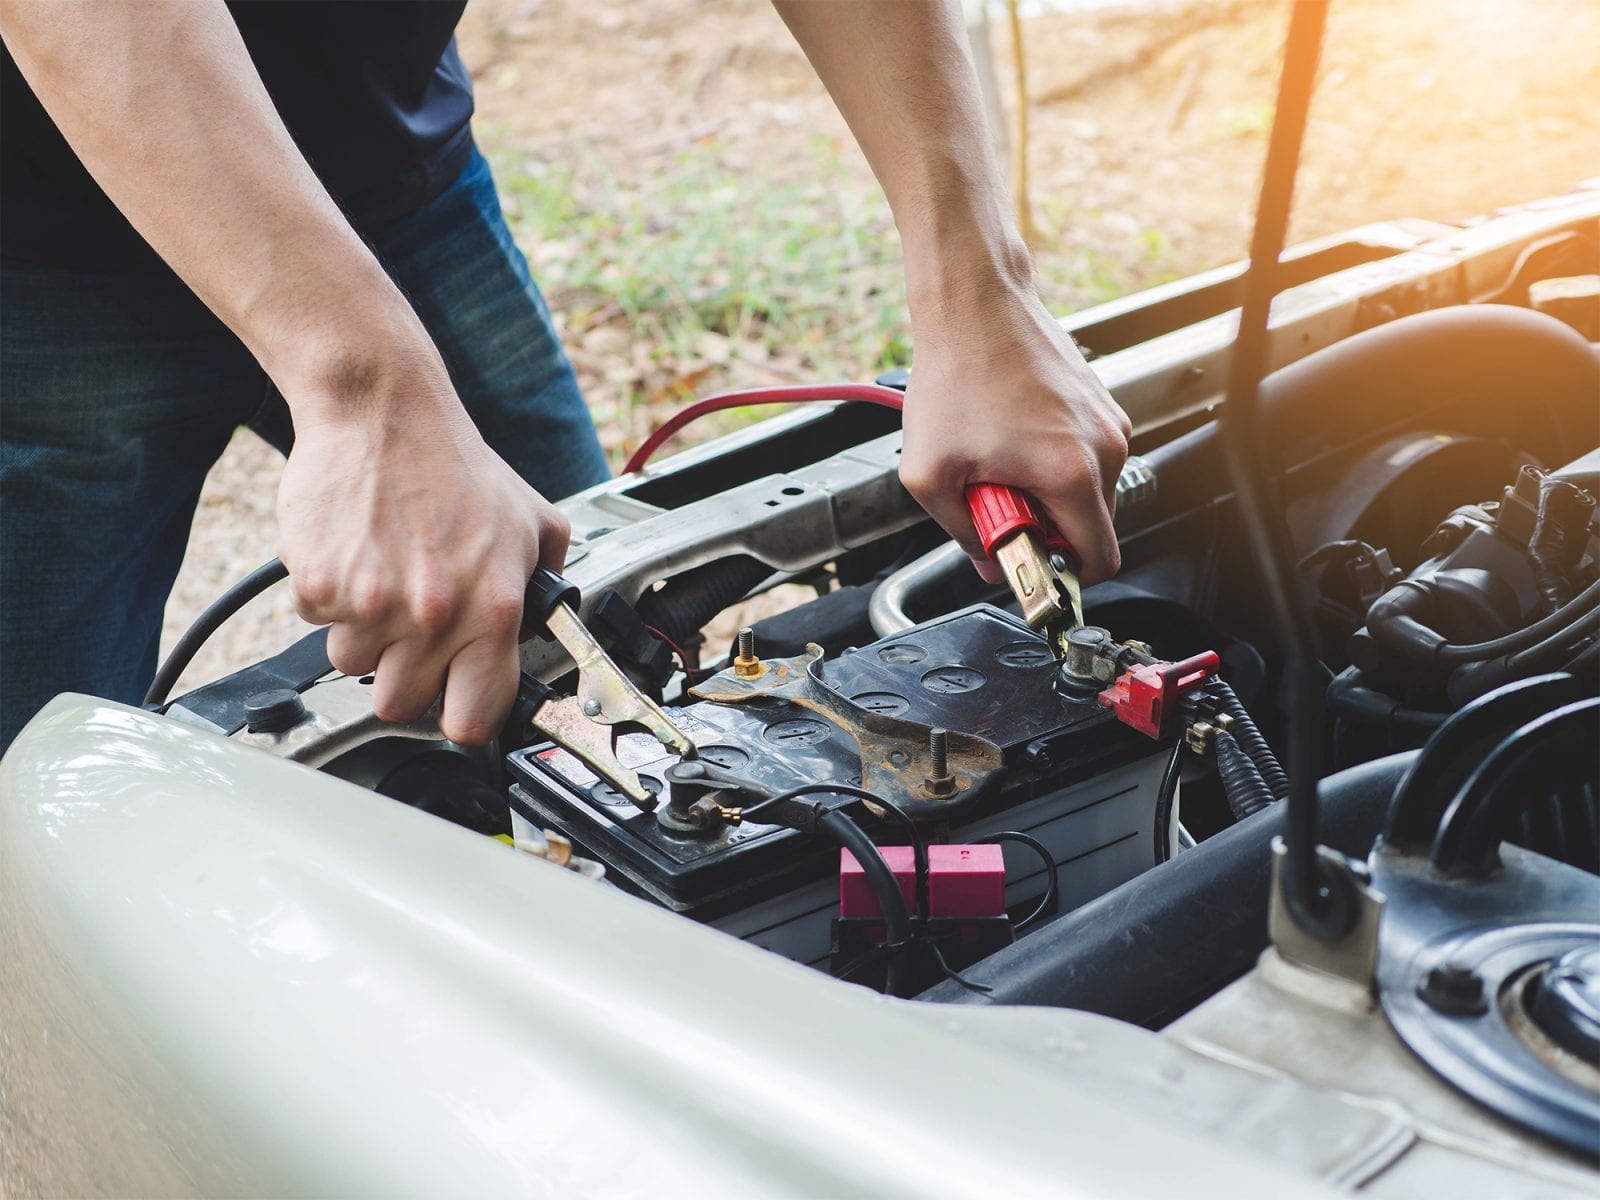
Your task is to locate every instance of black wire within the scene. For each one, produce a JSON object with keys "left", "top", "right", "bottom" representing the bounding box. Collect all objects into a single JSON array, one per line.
[
  {"left": 976, "top": 831, "right": 1058, "bottom": 931},
  {"left": 144, "top": 557, "right": 289, "bottom": 707},
  {"left": 816, "top": 808, "right": 911, "bottom": 997},
  {"left": 1153, "top": 742, "right": 1185, "bottom": 863},
  {"left": 925, "top": 939, "right": 994, "bottom": 995},
  {"left": 1437, "top": 579, "right": 1600, "bottom": 665},
  {"left": 1215, "top": 0, "right": 1332, "bottom": 937},
  {"left": 740, "top": 781, "right": 930, "bottom": 919},
  {"left": 1506, "top": 612, "right": 1600, "bottom": 672}
]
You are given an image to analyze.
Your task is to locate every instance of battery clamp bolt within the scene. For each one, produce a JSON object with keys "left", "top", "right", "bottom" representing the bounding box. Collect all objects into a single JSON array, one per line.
[
  {"left": 924, "top": 727, "right": 956, "bottom": 797},
  {"left": 733, "top": 627, "right": 764, "bottom": 678}
]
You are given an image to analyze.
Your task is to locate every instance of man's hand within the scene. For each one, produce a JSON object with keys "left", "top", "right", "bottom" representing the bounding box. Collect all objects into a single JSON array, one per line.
[
  {"left": 276, "top": 348, "right": 569, "bottom": 746},
  {"left": 2, "top": 0, "right": 569, "bottom": 743},
  {"left": 775, "top": 0, "right": 1131, "bottom": 584},
  {"left": 898, "top": 269, "right": 1130, "bottom": 586}
]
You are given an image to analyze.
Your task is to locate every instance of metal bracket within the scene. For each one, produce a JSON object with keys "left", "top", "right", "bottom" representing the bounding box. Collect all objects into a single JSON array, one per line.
[
  {"left": 690, "top": 644, "right": 1004, "bottom": 820},
  {"left": 1267, "top": 837, "right": 1386, "bottom": 989}
]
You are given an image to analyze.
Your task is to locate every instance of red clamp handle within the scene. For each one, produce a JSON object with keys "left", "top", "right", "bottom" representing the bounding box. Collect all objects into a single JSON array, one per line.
[
  {"left": 965, "top": 483, "right": 1076, "bottom": 560},
  {"left": 1097, "top": 651, "right": 1220, "bottom": 739}
]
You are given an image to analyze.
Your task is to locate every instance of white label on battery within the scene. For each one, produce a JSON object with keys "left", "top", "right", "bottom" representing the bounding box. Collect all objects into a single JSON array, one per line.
[
  {"left": 536, "top": 746, "right": 599, "bottom": 787},
  {"left": 615, "top": 732, "right": 670, "bottom": 769}
]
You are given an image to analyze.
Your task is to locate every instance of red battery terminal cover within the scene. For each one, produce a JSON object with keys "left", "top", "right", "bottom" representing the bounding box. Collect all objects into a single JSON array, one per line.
[
  {"left": 839, "top": 844, "right": 1007, "bottom": 920},
  {"left": 1097, "top": 651, "right": 1221, "bottom": 739}
]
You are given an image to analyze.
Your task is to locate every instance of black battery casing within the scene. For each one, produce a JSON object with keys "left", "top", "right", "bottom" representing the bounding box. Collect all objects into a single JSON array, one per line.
[{"left": 506, "top": 604, "right": 1156, "bottom": 920}]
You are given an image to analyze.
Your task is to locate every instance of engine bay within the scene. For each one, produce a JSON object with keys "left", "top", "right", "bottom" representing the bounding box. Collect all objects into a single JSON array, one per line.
[{"left": 142, "top": 185, "right": 1600, "bottom": 1188}]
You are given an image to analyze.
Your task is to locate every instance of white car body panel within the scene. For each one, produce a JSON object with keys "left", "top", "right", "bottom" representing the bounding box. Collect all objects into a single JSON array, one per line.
[{"left": 0, "top": 697, "right": 1327, "bottom": 1199}]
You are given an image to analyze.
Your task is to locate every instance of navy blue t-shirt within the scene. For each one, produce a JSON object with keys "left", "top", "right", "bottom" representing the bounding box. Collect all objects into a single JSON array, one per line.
[{"left": 1, "top": 1, "right": 474, "bottom": 269}]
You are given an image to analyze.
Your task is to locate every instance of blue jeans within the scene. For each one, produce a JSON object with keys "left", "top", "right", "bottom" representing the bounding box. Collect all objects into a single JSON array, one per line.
[{"left": 0, "top": 145, "right": 609, "bottom": 750}]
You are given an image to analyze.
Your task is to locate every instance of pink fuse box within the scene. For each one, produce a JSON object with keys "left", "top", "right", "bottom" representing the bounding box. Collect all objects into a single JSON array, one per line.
[{"left": 839, "top": 844, "right": 1008, "bottom": 920}]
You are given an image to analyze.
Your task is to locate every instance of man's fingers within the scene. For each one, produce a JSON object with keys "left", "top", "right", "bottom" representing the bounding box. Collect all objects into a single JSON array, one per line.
[
  {"left": 369, "top": 638, "right": 450, "bottom": 728},
  {"left": 1038, "top": 479, "right": 1120, "bottom": 586},
  {"left": 438, "top": 632, "right": 520, "bottom": 746},
  {"left": 537, "top": 507, "right": 572, "bottom": 571},
  {"left": 900, "top": 463, "right": 1001, "bottom": 582},
  {"left": 326, "top": 622, "right": 385, "bottom": 678}
]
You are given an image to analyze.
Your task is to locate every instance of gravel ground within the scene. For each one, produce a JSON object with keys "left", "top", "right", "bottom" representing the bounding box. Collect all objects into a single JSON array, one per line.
[{"left": 159, "top": 0, "right": 1600, "bottom": 696}]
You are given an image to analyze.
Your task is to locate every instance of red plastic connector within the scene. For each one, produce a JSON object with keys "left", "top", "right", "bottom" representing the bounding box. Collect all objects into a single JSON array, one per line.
[
  {"left": 839, "top": 844, "right": 1007, "bottom": 920},
  {"left": 1097, "top": 651, "right": 1220, "bottom": 739}
]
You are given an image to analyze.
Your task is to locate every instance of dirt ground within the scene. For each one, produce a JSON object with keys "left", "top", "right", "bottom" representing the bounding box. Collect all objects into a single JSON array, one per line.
[{"left": 161, "top": 0, "right": 1600, "bottom": 693}]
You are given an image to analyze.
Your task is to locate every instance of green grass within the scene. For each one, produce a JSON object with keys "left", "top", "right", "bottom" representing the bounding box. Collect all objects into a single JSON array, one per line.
[
  {"left": 491, "top": 136, "right": 1180, "bottom": 461},
  {"left": 496, "top": 138, "right": 912, "bottom": 376}
]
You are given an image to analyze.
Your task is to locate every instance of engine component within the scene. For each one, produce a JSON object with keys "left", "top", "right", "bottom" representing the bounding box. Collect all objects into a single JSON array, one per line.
[
  {"left": 506, "top": 604, "right": 1174, "bottom": 970},
  {"left": 1369, "top": 684, "right": 1600, "bottom": 1157},
  {"left": 1333, "top": 456, "right": 1600, "bottom": 749}
]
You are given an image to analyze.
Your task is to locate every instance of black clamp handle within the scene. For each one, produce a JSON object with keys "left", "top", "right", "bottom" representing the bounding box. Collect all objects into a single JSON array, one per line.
[{"left": 522, "top": 566, "right": 581, "bottom": 637}]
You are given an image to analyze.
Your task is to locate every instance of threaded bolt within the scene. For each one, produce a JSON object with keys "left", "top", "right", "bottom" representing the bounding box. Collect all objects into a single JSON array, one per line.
[
  {"left": 733, "top": 627, "right": 762, "bottom": 678},
  {"left": 924, "top": 728, "right": 954, "bottom": 796}
]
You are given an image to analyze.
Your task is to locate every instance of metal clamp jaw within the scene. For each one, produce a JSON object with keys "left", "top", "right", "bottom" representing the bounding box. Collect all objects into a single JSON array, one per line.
[
  {"left": 517, "top": 566, "right": 696, "bottom": 809},
  {"left": 966, "top": 483, "right": 1085, "bottom": 656}
]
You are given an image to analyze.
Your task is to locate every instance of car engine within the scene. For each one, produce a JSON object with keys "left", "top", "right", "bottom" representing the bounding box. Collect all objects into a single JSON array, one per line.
[
  {"left": 144, "top": 222, "right": 1600, "bottom": 1190},
  {"left": 10, "top": 148, "right": 1595, "bottom": 1193}
]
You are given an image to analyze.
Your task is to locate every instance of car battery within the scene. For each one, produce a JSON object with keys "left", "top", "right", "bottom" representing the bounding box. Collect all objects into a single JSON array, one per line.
[{"left": 505, "top": 604, "right": 1172, "bottom": 969}]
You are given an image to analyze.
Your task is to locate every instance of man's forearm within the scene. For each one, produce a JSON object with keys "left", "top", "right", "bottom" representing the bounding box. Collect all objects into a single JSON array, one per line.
[
  {"left": 772, "top": 0, "right": 1030, "bottom": 318},
  {"left": 0, "top": 0, "right": 430, "bottom": 416},
  {"left": 776, "top": 0, "right": 1132, "bottom": 587}
]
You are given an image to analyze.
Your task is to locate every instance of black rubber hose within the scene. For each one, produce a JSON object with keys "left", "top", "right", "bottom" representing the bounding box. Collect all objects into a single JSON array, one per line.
[
  {"left": 920, "top": 751, "right": 1413, "bottom": 1026},
  {"left": 1383, "top": 673, "right": 1586, "bottom": 852},
  {"left": 1215, "top": 729, "right": 1276, "bottom": 820},
  {"left": 1210, "top": 679, "right": 1289, "bottom": 800},
  {"left": 1325, "top": 670, "right": 1446, "bottom": 734},
  {"left": 816, "top": 808, "right": 911, "bottom": 998},
  {"left": 633, "top": 555, "right": 774, "bottom": 648},
  {"left": 1431, "top": 696, "right": 1600, "bottom": 877},
  {"left": 145, "top": 557, "right": 289, "bottom": 707}
]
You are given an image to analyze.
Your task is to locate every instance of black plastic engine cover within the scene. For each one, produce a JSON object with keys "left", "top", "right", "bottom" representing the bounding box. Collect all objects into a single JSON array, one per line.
[{"left": 506, "top": 604, "right": 1155, "bottom": 918}]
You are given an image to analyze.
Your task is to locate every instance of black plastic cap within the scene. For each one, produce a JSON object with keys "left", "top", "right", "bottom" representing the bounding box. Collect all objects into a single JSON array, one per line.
[{"left": 243, "top": 688, "right": 307, "bottom": 734}]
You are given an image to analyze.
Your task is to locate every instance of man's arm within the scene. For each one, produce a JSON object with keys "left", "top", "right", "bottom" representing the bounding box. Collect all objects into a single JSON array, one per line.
[
  {"left": 774, "top": 0, "right": 1131, "bottom": 583},
  {"left": 1, "top": 0, "right": 562, "bottom": 743}
]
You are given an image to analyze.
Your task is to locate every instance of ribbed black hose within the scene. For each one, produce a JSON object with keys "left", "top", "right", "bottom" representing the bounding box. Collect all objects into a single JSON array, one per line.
[
  {"left": 633, "top": 555, "right": 774, "bottom": 647},
  {"left": 1211, "top": 680, "right": 1289, "bottom": 801},
  {"left": 1216, "top": 729, "right": 1276, "bottom": 820}
]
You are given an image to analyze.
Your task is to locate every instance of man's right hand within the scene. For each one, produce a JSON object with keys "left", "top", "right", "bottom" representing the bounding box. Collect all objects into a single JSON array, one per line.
[{"left": 275, "top": 346, "right": 569, "bottom": 746}]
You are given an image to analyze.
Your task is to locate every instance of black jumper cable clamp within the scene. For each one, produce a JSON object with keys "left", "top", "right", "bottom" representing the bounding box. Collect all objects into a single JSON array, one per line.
[{"left": 515, "top": 566, "right": 696, "bottom": 809}]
